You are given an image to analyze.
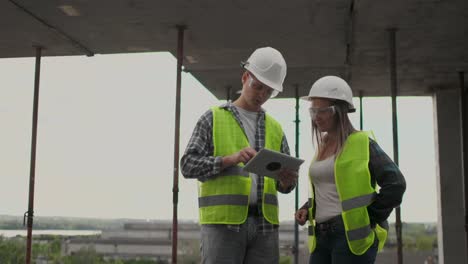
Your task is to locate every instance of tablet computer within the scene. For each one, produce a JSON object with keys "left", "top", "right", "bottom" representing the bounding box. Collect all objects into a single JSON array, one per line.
[{"left": 243, "top": 148, "right": 304, "bottom": 178}]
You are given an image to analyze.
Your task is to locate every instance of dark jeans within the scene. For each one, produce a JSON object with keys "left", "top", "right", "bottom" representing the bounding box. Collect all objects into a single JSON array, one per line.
[
  {"left": 309, "top": 215, "right": 378, "bottom": 264},
  {"left": 200, "top": 216, "right": 279, "bottom": 264}
]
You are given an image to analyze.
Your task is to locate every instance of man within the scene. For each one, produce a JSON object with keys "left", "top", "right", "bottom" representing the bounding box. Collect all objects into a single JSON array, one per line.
[{"left": 181, "top": 47, "right": 298, "bottom": 264}]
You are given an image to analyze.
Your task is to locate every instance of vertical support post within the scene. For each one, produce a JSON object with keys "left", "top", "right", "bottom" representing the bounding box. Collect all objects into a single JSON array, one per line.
[
  {"left": 226, "top": 85, "right": 232, "bottom": 102},
  {"left": 293, "top": 84, "right": 300, "bottom": 264},
  {"left": 25, "top": 45, "right": 42, "bottom": 264},
  {"left": 172, "top": 25, "right": 186, "bottom": 264},
  {"left": 388, "top": 28, "right": 403, "bottom": 264},
  {"left": 359, "top": 90, "right": 363, "bottom": 130},
  {"left": 460, "top": 71, "right": 468, "bottom": 255}
]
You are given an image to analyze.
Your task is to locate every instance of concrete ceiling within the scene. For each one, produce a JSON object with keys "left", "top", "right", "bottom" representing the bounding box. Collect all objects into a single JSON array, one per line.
[{"left": 2, "top": 0, "right": 468, "bottom": 99}]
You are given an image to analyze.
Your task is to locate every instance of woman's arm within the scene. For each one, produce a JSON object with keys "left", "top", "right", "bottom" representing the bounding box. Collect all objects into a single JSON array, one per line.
[{"left": 367, "top": 139, "right": 407, "bottom": 225}]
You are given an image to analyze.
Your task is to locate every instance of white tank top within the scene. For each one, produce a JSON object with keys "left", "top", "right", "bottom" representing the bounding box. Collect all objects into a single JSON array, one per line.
[{"left": 310, "top": 155, "right": 342, "bottom": 223}]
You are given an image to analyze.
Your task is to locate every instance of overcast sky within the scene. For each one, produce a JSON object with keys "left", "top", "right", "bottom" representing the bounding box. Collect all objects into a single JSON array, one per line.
[{"left": 0, "top": 52, "right": 436, "bottom": 223}]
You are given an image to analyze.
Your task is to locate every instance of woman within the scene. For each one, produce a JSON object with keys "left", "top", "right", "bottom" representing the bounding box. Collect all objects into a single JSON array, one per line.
[{"left": 295, "top": 76, "right": 406, "bottom": 263}]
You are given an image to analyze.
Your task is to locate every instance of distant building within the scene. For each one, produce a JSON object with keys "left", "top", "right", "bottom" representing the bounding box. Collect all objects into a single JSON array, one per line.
[{"left": 63, "top": 237, "right": 172, "bottom": 261}]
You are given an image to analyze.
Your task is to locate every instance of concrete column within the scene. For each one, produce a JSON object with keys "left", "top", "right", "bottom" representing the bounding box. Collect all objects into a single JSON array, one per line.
[{"left": 434, "top": 88, "right": 467, "bottom": 264}]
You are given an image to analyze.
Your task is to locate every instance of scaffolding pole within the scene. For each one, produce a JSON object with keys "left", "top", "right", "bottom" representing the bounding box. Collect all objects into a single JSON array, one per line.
[
  {"left": 293, "top": 85, "right": 300, "bottom": 264},
  {"left": 388, "top": 28, "right": 403, "bottom": 264},
  {"left": 172, "top": 25, "right": 186, "bottom": 264},
  {"left": 25, "top": 45, "right": 43, "bottom": 264},
  {"left": 359, "top": 90, "right": 363, "bottom": 130},
  {"left": 226, "top": 85, "right": 232, "bottom": 102},
  {"left": 460, "top": 71, "right": 468, "bottom": 255}
]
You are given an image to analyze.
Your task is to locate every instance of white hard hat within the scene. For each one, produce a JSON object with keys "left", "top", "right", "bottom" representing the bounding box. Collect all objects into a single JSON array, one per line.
[
  {"left": 242, "top": 47, "right": 287, "bottom": 96},
  {"left": 301, "top": 76, "right": 356, "bottom": 112}
]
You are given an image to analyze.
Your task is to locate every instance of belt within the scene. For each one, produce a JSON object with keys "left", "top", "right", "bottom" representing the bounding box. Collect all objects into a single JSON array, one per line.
[{"left": 316, "top": 215, "right": 342, "bottom": 231}]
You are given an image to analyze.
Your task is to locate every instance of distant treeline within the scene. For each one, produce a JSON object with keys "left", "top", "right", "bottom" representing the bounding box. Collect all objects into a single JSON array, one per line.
[
  {"left": 385, "top": 222, "right": 437, "bottom": 251},
  {"left": 0, "top": 235, "right": 166, "bottom": 264}
]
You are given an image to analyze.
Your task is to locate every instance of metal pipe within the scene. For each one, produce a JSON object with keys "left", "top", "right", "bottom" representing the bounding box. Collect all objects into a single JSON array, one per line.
[
  {"left": 172, "top": 25, "right": 186, "bottom": 264},
  {"left": 460, "top": 71, "right": 468, "bottom": 255},
  {"left": 345, "top": 0, "right": 355, "bottom": 83},
  {"left": 293, "top": 84, "right": 300, "bottom": 264},
  {"left": 226, "top": 86, "right": 232, "bottom": 102},
  {"left": 359, "top": 90, "right": 363, "bottom": 130},
  {"left": 25, "top": 45, "right": 42, "bottom": 264},
  {"left": 388, "top": 28, "right": 403, "bottom": 264}
]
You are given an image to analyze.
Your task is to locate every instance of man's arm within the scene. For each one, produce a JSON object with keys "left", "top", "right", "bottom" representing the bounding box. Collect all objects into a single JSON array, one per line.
[{"left": 180, "top": 110, "right": 223, "bottom": 181}]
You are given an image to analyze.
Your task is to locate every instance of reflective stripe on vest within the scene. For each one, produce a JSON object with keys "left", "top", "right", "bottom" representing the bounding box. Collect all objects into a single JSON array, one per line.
[
  {"left": 307, "top": 131, "right": 388, "bottom": 255},
  {"left": 347, "top": 225, "right": 373, "bottom": 241},
  {"left": 199, "top": 194, "right": 249, "bottom": 207},
  {"left": 264, "top": 193, "right": 278, "bottom": 206},
  {"left": 342, "top": 193, "right": 376, "bottom": 211},
  {"left": 198, "top": 106, "right": 283, "bottom": 225}
]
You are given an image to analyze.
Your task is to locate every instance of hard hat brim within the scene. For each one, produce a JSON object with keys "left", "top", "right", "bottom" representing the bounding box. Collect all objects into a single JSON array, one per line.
[
  {"left": 300, "top": 95, "right": 356, "bottom": 112},
  {"left": 244, "top": 66, "right": 283, "bottom": 93}
]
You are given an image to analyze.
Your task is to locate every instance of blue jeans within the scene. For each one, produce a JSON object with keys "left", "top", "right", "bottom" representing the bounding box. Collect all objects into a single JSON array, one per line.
[
  {"left": 200, "top": 216, "right": 279, "bottom": 264},
  {"left": 309, "top": 216, "right": 378, "bottom": 264}
]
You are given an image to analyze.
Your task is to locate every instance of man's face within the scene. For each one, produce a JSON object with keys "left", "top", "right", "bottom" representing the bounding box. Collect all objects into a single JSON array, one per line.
[{"left": 240, "top": 72, "right": 274, "bottom": 109}]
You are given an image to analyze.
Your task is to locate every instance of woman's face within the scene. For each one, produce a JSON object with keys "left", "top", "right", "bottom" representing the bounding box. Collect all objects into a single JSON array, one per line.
[{"left": 309, "top": 98, "right": 336, "bottom": 133}]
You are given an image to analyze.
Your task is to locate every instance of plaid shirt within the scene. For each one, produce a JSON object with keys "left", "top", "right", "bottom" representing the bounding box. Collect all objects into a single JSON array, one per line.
[
  {"left": 301, "top": 138, "right": 406, "bottom": 225},
  {"left": 181, "top": 102, "right": 295, "bottom": 233}
]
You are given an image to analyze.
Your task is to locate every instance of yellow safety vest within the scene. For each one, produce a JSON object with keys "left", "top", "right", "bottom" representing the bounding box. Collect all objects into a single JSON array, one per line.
[
  {"left": 307, "top": 131, "right": 388, "bottom": 255},
  {"left": 198, "top": 106, "right": 283, "bottom": 225}
]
